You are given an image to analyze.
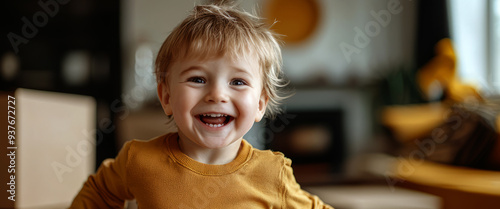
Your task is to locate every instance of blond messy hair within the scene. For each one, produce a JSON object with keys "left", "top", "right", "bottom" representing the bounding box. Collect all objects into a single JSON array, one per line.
[{"left": 155, "top": 3, "right": 288, "bottom": 118}]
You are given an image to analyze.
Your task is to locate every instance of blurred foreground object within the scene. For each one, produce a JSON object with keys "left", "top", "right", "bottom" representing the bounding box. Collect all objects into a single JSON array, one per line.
[
  {"left": 0, "top": 89, "right": 95, "bottom": 208},
  {"left": 354, "top": 153, "right": 500, "bottom": 209},
  {"left": 389, "top": 159, "right": 500, "bottom": 209},
  {"left": 306, "top": 184, "right": 440, "bottom": 209},
  {"left": 382, "top": 100, "right": 500, "bottom": 209},
  {"left": 384, "top": 103, "right": 499, "bottom": 170},
  {"left": 380, "top": 37, "right": 500, "bottom": 209}
]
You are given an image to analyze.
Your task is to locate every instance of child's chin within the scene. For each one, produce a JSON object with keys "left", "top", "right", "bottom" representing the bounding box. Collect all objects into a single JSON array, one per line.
[{"left": 199, "top": 137, "right": 239, "bottom": 149}]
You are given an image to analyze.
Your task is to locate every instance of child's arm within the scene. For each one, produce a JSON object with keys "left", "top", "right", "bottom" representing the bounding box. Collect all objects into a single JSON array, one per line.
[
  {"left": 281, "top": 158, "right": 334, "bottom": 209},
  {"left": 70, "top": 141, "right": 135, "bottom": 208}
]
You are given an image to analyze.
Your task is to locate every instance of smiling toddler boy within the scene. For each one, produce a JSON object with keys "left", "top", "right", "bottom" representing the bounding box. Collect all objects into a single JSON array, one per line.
[{"left": 70, "top": 3, "right": 333, "bottom": 209}]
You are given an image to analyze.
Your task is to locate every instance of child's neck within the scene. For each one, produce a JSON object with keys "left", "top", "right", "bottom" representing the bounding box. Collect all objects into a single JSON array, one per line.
[{"left": 177, "top": 134, "right": 242, "bottom": 165}]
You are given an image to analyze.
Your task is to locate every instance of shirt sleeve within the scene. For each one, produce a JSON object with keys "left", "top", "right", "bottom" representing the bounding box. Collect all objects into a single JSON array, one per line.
[
  {"left": 69, "top": 141, "right": 135, "bottom": 209},
  {"left": 280, "top": 158, "right": 334, "bottom": 209}
]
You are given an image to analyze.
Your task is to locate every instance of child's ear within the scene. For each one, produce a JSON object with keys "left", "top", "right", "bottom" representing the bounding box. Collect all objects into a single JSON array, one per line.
[
  {"left": 157, "top": 82, "right": 173, "bottom": 115},
  {"left": 255, "top": 93, "right": 268, "bottom": 122}
]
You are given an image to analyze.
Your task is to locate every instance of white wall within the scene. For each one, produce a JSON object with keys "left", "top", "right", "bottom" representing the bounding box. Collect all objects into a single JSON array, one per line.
[{"left": 281, "top": 0, "right": 417, "bottom": 85}]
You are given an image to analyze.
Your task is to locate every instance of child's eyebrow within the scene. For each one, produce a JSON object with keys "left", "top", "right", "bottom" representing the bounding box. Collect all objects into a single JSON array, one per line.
[
  {"left": 232, "top": 67, "right": 254, "bottom": 78},
  {"left": 179, "top": 66, "right": 203, "bottom": 76}
]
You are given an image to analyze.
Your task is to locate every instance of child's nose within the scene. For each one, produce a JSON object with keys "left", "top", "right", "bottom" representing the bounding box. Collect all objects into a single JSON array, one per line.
[{"left": 205, "top": 82, "right": 229, "bottom": 103}]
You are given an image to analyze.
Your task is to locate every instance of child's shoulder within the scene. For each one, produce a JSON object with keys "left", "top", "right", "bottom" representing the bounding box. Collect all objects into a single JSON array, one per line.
[
  {"left": 121, "top": 133, "right": 173, "bottom": 160},
  {"left": 247, "top": 143, "right": 291, "bottom": 167},
  {"left": 251, "top": 147, "right": 285, "bottom": 158},
  {"left": 125, "top": 133, "right": 170, "bottom": 150}
]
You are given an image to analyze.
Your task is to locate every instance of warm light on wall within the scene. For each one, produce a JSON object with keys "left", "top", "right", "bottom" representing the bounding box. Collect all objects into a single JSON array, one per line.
[{"left": 264, "top": 0, "right": 320, "bottom": 44}]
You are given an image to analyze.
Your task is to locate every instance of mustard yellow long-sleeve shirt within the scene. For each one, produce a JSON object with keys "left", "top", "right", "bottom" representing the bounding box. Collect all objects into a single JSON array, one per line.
[{"left": 70, "top": 133, "right": 334, "bottom": 209}]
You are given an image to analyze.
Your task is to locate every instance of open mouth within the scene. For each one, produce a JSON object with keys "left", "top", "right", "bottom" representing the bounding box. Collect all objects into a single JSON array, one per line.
[{"left": 198, "top": 113, "right": 234, "bottom": 128}]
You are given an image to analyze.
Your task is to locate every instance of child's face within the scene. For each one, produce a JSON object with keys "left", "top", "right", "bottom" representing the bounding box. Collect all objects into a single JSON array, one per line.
[{"left": 158, "top": 55, "right": 268, "bottom": 149}]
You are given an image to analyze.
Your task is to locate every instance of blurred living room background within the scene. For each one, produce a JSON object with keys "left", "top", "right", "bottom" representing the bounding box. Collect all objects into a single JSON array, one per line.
[{"left": 1, "top": 0, "right": 499, "bottom": 208}]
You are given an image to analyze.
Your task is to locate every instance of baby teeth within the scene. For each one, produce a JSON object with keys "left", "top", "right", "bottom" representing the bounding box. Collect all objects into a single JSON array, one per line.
[
  {"left": 206, "top": 123, "right": 224, "bottom": 127},
  {"left": 202, "top": 114, "right": 228, "bottom": 117}
]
